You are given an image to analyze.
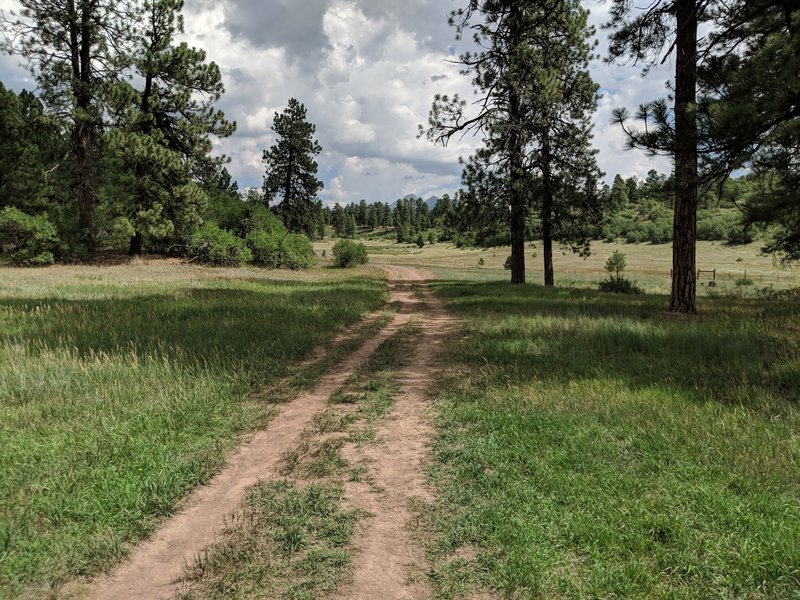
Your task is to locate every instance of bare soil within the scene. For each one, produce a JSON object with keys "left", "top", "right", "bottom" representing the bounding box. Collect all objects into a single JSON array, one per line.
[
  {"left": 334, "top": 265, "right": 455, "bottom": 599},
  {"left": 69, "top": 265, "right": 451, "bottom": 600}
]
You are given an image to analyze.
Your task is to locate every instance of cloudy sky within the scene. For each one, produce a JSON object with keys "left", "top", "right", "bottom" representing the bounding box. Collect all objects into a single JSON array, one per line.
[{"left": 0, "top": 0, "right": 672, "bottom": 205}]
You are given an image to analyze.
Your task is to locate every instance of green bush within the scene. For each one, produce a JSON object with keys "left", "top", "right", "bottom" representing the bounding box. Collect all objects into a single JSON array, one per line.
[
  {"left": 246, "top": 229, "right": 315, "bottom": 270},
  {"left": 189, "top": 222, "right": 252, "bottom": 266},
  {"left": 280, "top": 234, "right": 316, "bottom": 270},
  {"left": 0, "top": 207, "right": 59, "bottom": 266},
  {"left": 245, "top": 229, "right": 283, "bottom": 268},
  {"left": 599, "top": 277, "right": 643, "bottom": 294},
  {"left": 332, "top": 239, "right": 369, "bottom": 268},
  {"left": 245, "top": 205, "right": 285, "bottom": 235}
]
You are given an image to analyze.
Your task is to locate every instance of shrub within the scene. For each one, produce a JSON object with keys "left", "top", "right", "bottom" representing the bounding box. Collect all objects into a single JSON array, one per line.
[
  {"left": 281, "top": 234, "right": 316, "bottom": 270},
  {"left": 727, "top": 226, "right": 754, "bottom": 245},
  {"left": 245, "top": 205, "right": 285, "bottom": 235},
  {"left": 478, "top": 257, "right": 485, "bottom": 266},
  {"left": 245, "top": 230, "right": 315, "bottom": 270},
  {"left": 0, "top": 207, "right": 59, "bottom": 266},
  {"left": 735, "top": 277, "right": 754, "bottom": 287},
  {"left": 599, "top": 277, "right": 643, "bottom": 294},
  {"left": 599, "top": 250, "right": 642, "bottom": 294},
  {"left": 245, "top": 229, "right": 283, "bottom": 268},
  {"left": 189, "top": 222, "right": 252, "bottom": 266},
  {"left": 332, "top": 239, "right": 369, "bottom": 268}
]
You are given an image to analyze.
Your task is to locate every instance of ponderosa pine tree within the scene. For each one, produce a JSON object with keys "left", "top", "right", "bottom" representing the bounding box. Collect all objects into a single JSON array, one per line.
[
  {"left": 263, "top": 99, "right": 324, "bottom": 237},
  {"left": 422, "top": 0, "right": 601, "bottom": 286},
  {"left": 422, "top": 1, "right": 529, "bottom": 283},
  {"left": 606, "top": 1, "right": 705, "bottom": 313},
  {"left": 608, "top": 1, "right": 800, "bottom": 304},
  {"left": 1, "top": 0, "right": 134, "bottom": 249},
  {"left": 104, "top": 0, "right": 234, "bottom": 255},
  {"left": 699, "top": 2, "right": 800, "bottom": 261}
]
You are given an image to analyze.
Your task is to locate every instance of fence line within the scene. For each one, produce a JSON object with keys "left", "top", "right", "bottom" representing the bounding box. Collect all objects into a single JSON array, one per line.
[{"left": 527, "top": 267, "right": 798, "bottom": 286}]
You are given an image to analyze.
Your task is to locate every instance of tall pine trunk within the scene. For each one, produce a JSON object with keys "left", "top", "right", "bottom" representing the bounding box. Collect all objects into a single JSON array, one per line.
[
  {"left": 508, "top": 4, "right": 526, "bottom": 285},
  {"left": 128, "top": 231, "right": 143, "bottom": 256},
  {"left": 71, "top": 0, "right": 95, "bottom": 249},
  {"left": 670, "top": 0, "right": 698, "bottom": 314},
  {"left": 541, "top": 136, "right": 554, "bottom": 287},
  {"left": 130, "top": 69, "right": 155, "bottom": 256}
]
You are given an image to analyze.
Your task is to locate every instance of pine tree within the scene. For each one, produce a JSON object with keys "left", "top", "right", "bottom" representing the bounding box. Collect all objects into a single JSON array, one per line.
[
  {"left": 0, "top": 84, "right": 64, "bottom": 214},
  {"left": 610, "top": 174, "right": 630, "bottom": 210},
  {"left": 699, "top": 2, "right": 799, "bottom": 261},
  {"left": 103, "top": 0, "right": 234, "bottom": 255},
  {"left": 1, "top": 0, "right": 135, "bottom": 248},
  {"left": 607, "top": 1, "right": 800, "bottom": 304},
  {"left": 263, "top": 98, "right": 324, "bottom": 237},
  {"left": 423, "top": 0, "right": 602, "bottom": 286}
]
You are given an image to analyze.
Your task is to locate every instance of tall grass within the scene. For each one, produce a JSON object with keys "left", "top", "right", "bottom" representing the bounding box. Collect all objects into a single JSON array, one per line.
[
  {"left": 425, "top": 282, "right": 800, "bottom": 599},
  {"left": 0, "top": 264, "right": 387, "bottom": 598}
]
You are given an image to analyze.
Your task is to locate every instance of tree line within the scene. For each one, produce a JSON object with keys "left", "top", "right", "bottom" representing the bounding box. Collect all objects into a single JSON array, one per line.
[
  {"left": 2, "top": 1, "right": 798, "bottom": 313},
  {"left": 0, "top": 0, "right": 235, "bottom": 258},
  {"left": 0, "top": 3, "right": 330, "bottom": 267}
]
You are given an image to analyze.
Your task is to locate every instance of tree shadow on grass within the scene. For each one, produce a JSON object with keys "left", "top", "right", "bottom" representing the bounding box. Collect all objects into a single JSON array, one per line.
[
  {"left": 432, "top": 280, "right": 800, "bottom": 409},
  {"left": 0, "top": 277, "right": 385, "bottom": 384}
]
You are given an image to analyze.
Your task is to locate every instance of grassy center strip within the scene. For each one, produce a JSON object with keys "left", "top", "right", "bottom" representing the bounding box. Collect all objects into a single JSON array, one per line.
[{"left": 176, "top": 319, "right": 423, "bottom": 600}]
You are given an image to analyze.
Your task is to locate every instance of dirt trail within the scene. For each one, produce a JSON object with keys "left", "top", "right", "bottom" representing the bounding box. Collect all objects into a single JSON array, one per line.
[
  {"left": 335, "top": 264, "right": 455, "bottom": 600},
  {"left": 71, "top": 265, "right": 451, "bottom": 600},
  {"left": 75, "top": 268, "right": 429, "bottom": 600}
]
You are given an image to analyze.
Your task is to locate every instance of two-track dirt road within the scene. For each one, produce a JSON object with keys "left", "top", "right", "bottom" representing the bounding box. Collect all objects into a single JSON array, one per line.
[{"left": 72, "top": 265, "right": 453, "bottom": 600}]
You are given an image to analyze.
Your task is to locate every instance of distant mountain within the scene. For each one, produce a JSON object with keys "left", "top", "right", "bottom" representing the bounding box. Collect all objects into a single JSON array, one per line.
[
  {"left": 424, "top": 196, "right": 439, "bottom": 210},
  {"left": 394, "top": 194, "right": 440, "bottom": 210}
]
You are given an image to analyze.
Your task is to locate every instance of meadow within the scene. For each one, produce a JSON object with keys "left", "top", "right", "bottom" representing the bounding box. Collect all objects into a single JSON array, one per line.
[
  {"left": 0, "top": 262, "right": 387, "bottom": 598},
  {"left": 317, "top": 236, "right": 798, "bottom": 293},
  {"left": 422, "top": 281, "right": 800, "bottom": 598},
  {"left": 2, "top": 238, "right": 799, "bottom": 599}
]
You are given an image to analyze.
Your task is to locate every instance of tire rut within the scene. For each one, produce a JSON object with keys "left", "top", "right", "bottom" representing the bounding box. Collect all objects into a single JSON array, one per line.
[
  {"left": 334, "top": 265, "right": 456, "bottom": 600},
  {"left": 72, "top": 271, "right": 426, "bottom": 600}
]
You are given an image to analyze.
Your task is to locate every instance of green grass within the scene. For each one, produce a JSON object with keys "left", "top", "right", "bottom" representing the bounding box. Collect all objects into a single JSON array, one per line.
[
  {"left": 177, "top": 481, "right": 360, "bottom": 600},
  {"left": 0, "top": 263, "right": 387, "bottom": 598},
  {"left": 423, "top": 282, "right": 800, "bottom": 599}
]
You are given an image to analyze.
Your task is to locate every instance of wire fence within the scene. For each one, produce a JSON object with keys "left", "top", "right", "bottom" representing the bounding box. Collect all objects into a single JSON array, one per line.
[{"left": 538, "top": 268, "right": 799, "bottom": 287}]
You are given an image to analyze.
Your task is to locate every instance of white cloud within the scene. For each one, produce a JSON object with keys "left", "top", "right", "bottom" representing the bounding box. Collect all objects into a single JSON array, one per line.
[{"left": 0, "top": 0, "right": 680, "bottom": 203}]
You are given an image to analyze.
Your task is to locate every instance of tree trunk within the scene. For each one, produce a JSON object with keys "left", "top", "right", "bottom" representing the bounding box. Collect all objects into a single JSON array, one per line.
[
  {"left": 128, "top": 231, "right": 143, "bottom": 256},
  {"left": 510, "top": 196, "right": 526, "bottom": 285},
  {"left": 670, "top": 0, "right": 699, "bottom": 314},
  {"left": 508, "top": 4, "right": 526, "bottom": 285},
  {"left": 73, "top": 0, "right": 94, "bottom": 249},
  {"left": 76, "top": 121, "right": 92, "bottom": 240},
  {"left": 541, "top": 136, "right": 555, "bottom": 287}
]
